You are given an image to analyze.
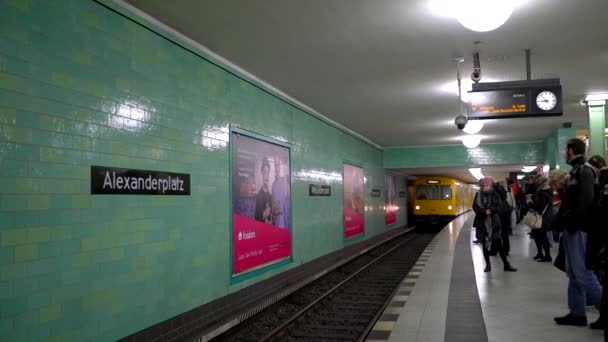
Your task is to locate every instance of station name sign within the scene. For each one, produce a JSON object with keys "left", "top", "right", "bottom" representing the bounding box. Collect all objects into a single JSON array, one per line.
[
  {"left": 309, "top": 184, "right": 331, "bottom": 196},
  {"left": 468, "top": 79, "right": 563, "bottom": 119},
  {"left": 370, "top": 189, "right": 381, "bottom": 197},
  {"left": 91, "top": 166, "right": 190, "bottom": 195}
]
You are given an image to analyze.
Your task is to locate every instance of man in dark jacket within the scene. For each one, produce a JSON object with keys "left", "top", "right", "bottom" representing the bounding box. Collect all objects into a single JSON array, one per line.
[{"left": 554, "top": 139, "right": 602, "bottom": 327}]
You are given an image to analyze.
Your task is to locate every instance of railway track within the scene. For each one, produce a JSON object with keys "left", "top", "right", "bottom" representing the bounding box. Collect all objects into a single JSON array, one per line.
[{"left": 210, "top": 229, "right": 436, "bottom": 342}]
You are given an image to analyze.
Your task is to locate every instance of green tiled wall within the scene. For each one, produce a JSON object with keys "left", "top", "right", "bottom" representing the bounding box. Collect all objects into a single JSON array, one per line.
[
  {"left": 383, "top": 142, "right": 545, "bottom": 168},
  {"left": 556, "top": 128, "right": 576, "bottom": 171},
  {"left": 0, "top": 1, "right": 405, "bottom": 340},
  {"left": 545, "top": 132, "right": 557, "bottom": 169}
]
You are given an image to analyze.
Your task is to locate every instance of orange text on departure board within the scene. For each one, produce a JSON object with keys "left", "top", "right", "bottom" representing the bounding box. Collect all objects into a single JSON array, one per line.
[{"left": 471, "top": 104, "right": 526, "bottom": 113}]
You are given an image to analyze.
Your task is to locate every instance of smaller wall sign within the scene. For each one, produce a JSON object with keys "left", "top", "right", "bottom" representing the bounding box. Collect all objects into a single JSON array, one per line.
[
  {"left": 399, "top": 191, "right": 406, "bottom": 198},
  {"left": 370, "top": 189, "right": 381, "bottom": 197},
  {"left": 91, "top": 166, "right": 190, "bottom": 195},
  {"left": 309, "top": 184, "right": 331, "bottom": 196}
]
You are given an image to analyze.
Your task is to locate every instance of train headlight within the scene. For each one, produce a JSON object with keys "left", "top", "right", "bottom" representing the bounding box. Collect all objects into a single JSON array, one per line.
[
  {"left": 448, "top": 205, "right": 453, "bottom": 210},
  {"left": 415, "top": 205, "right": 420, "bottom": 210}
]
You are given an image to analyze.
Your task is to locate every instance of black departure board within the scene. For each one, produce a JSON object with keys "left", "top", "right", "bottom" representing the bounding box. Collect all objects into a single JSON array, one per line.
[
  {"left": 468, "top": 83, "right": 563, "bottom": 119},
  {"left": 469, "top": 90, "right": 528, "bottom": 117}
]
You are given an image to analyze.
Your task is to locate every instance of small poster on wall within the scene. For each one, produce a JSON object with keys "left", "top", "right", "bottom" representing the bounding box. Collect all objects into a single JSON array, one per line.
[
  {"left": 343, "top": 163, "right": 365, "bottom": 238},
  {"left": 231, "top": 132, "right": 291, "bottom": 276},
  {"left": 385, "top": 174, "right": 397, "bottom": 225}
]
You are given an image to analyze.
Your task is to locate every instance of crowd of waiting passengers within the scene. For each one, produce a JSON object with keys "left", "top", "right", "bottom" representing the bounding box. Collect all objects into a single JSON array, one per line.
[{"left": 472, "top": 138, "right": 608, "bottom": 337}]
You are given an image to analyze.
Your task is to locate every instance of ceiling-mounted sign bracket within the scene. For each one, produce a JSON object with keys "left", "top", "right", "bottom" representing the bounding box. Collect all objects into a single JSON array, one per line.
[{"left": 468, "top": 78, "right": 563, "bottom": 119}]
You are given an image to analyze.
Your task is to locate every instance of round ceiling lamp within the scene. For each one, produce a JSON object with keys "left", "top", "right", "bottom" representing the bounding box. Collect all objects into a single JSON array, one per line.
[
  {"left": 462, "top": 120, "right": 484, "bottom": 134},
  {"left": 461, "top": 135, "right": 482, "bottom": 148},
  {"left": 455, "top": 0, "right": 514, "bottom": 32}
]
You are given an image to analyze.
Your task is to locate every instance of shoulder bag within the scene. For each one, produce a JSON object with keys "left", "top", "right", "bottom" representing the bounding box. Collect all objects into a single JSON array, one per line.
[{"left": 525, "top": 203, "right": 549, "bottom": 229}]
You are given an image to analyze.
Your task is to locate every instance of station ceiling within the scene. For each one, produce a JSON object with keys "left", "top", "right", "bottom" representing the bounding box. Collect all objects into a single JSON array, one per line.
[{"left": 124, "top": 0, "right": 608, "bottom": 150}]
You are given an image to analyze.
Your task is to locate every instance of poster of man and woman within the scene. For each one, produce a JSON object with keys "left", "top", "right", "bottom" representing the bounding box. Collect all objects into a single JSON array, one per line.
[
  {"left": 231, "top": 132, "right": 392, "bottom": 276},
  {"left": 231, "top": 132, "right": 291, "bottom": 276}
]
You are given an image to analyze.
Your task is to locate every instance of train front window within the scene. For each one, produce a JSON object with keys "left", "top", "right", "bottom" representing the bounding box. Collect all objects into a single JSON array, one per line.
[
  {"left": 416, "top": 186, "right": 427, "bottom": 200},
  {"left": 428, "top": 185, "right": 439, "bottom": 200},
  {"left": 442, "top": 185, "right": 452, "bottom": 200}
]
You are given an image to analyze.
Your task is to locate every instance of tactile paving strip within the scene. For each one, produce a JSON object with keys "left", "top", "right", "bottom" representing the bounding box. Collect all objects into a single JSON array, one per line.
[
  {"left": 365, "top": 239, "right": 438, "bottom": 342},
  {"left": 444, "top": 223, "right": 489, "bottom": 342}
]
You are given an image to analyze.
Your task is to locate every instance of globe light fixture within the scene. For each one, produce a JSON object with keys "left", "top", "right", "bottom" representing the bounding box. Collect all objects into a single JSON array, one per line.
[
  {"left": 456, "top": 0, "right": 513, "bottom": 32},
  {"left": 461, "top": 135, "right": 481, "bottom": 148},
  {"left": 462, "top": 120, "right": 484, "bottom": 134},
  {"left": 430, "top": 0, "right": 516, "bottom": 33}
]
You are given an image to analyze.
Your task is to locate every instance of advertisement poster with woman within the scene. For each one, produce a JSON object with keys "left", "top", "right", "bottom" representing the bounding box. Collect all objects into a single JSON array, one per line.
[
  {"left": 343, "top": 163, "right": 365, "bottom": 238},
  {"left": 385, "top": 174, "right": 397, "bottom": 225},
  {"left": 232, "top": 132, "right": 291, "bottom": 276}
]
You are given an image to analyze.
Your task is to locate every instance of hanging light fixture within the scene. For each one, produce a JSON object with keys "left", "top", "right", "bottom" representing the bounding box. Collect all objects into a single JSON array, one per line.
[
  {"left": 462, "top": 120, "right": 484, "bottom": 134},
  {"left": 462, "top": 135, "right": 482, "bottom": 148},
  {"left": 430, "top": 0, "right": 516, "bottom": 33},
  {"left": 456, "top": 0, "right": 514, "bottom": 32}
]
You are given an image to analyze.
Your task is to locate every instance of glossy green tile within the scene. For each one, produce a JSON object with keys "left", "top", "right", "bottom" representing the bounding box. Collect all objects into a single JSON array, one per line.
[
  {"left": 1, "top": 296, "right": 27, "bottom": 317},
  {"left": 0, "top": 0, "right": 406, "bottom": 339},
  {"left": 14, "top": 244, "right": 38, "bottom": 262}
]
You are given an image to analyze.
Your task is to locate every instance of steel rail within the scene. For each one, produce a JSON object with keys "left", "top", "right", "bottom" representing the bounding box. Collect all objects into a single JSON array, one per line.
[{"left": 257, "top": 232, "right": 421, "bottom": 342}]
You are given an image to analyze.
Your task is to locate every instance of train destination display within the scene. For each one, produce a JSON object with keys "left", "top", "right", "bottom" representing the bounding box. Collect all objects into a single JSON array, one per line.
[{"left": 468, "top": 83, "right": 562, "bottom": 119}]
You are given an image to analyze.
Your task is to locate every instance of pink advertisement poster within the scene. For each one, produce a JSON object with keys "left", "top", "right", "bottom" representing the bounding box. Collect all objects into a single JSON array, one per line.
[
  {"left": 385, "top": 174, "right": 397, "bottom": 225},
  {"left": 232, "top": 133, "right": 291, "bottom": 276},
  {"left": 344, "top": 163, "right": 365, "bottom": 238}
]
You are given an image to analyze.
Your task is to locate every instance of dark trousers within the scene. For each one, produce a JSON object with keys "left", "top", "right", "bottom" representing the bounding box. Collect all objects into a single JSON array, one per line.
[
  {"left": 602, "top": 272, "right": 608, "bottom": 341},
  {"left": 532, "top": 229, "right": 551, "bottom": 258},
  {"left": 483, "top": 238, "right": 509, "bottom": 266},
  {"left": 502, "top": 231, "right": 510, "bottom": 255}
]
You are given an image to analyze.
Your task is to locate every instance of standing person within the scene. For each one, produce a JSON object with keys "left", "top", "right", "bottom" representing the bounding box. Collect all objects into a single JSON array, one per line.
[
  {"left": 528, "top": 175, "right": 552, "bottom": 262},
  {"left": 587, "top": 155, "right": 608, "bottom": 331},
  {"left": 495, "top": 180, "right": 513, "bottom": 255},
  {"left": 548, "top": 169, "right": 568, "bottom": 245},
  {"left": 553, "top": 138, "right": 602, "bottom": 326},
  {"left": 521, "top": 176, "right": 537, "bottom": 226},
  {"left": 473, "top": 177, "right": 517, "bottom": 273},
  {"left": 506, "top": 179, "right": 518, "bottom": 232},
  {"left": 512, "top": 180, "right": 522, "bottom": 223}
]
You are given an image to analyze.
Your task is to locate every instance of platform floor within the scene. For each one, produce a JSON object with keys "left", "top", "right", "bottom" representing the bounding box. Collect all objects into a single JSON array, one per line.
[{"left": 366, "top": 212, "right": 604, "bottom": 342}]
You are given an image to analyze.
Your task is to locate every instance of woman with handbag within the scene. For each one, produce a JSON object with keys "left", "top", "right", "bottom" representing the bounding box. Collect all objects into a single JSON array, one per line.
[
  {"left": 473, "top": 177, "right": 517, "bottom": 273},
  {"left": 528, "top": 175, "right": 553, "bottom": 262}
]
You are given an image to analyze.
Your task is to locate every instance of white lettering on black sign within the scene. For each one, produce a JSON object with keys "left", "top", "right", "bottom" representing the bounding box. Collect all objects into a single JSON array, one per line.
[
  {"left": 91, "top": 166, "right": 190, "bottom": 195},
  {"left": 370, "top": 189, "right": 381, "bottom": 197},
  {"left": 309, "top": 184, "right": 331, "bottom": 196}
]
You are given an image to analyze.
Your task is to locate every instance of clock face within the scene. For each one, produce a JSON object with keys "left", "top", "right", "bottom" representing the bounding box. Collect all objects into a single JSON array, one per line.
[{"left": 536, "top": 91, "right": 557, "bottom": 111}]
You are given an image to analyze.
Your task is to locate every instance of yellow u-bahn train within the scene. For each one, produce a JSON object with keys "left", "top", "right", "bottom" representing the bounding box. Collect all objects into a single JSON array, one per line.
[{"left": 412, "top": 176, "right": 475, "bottom": 225}]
